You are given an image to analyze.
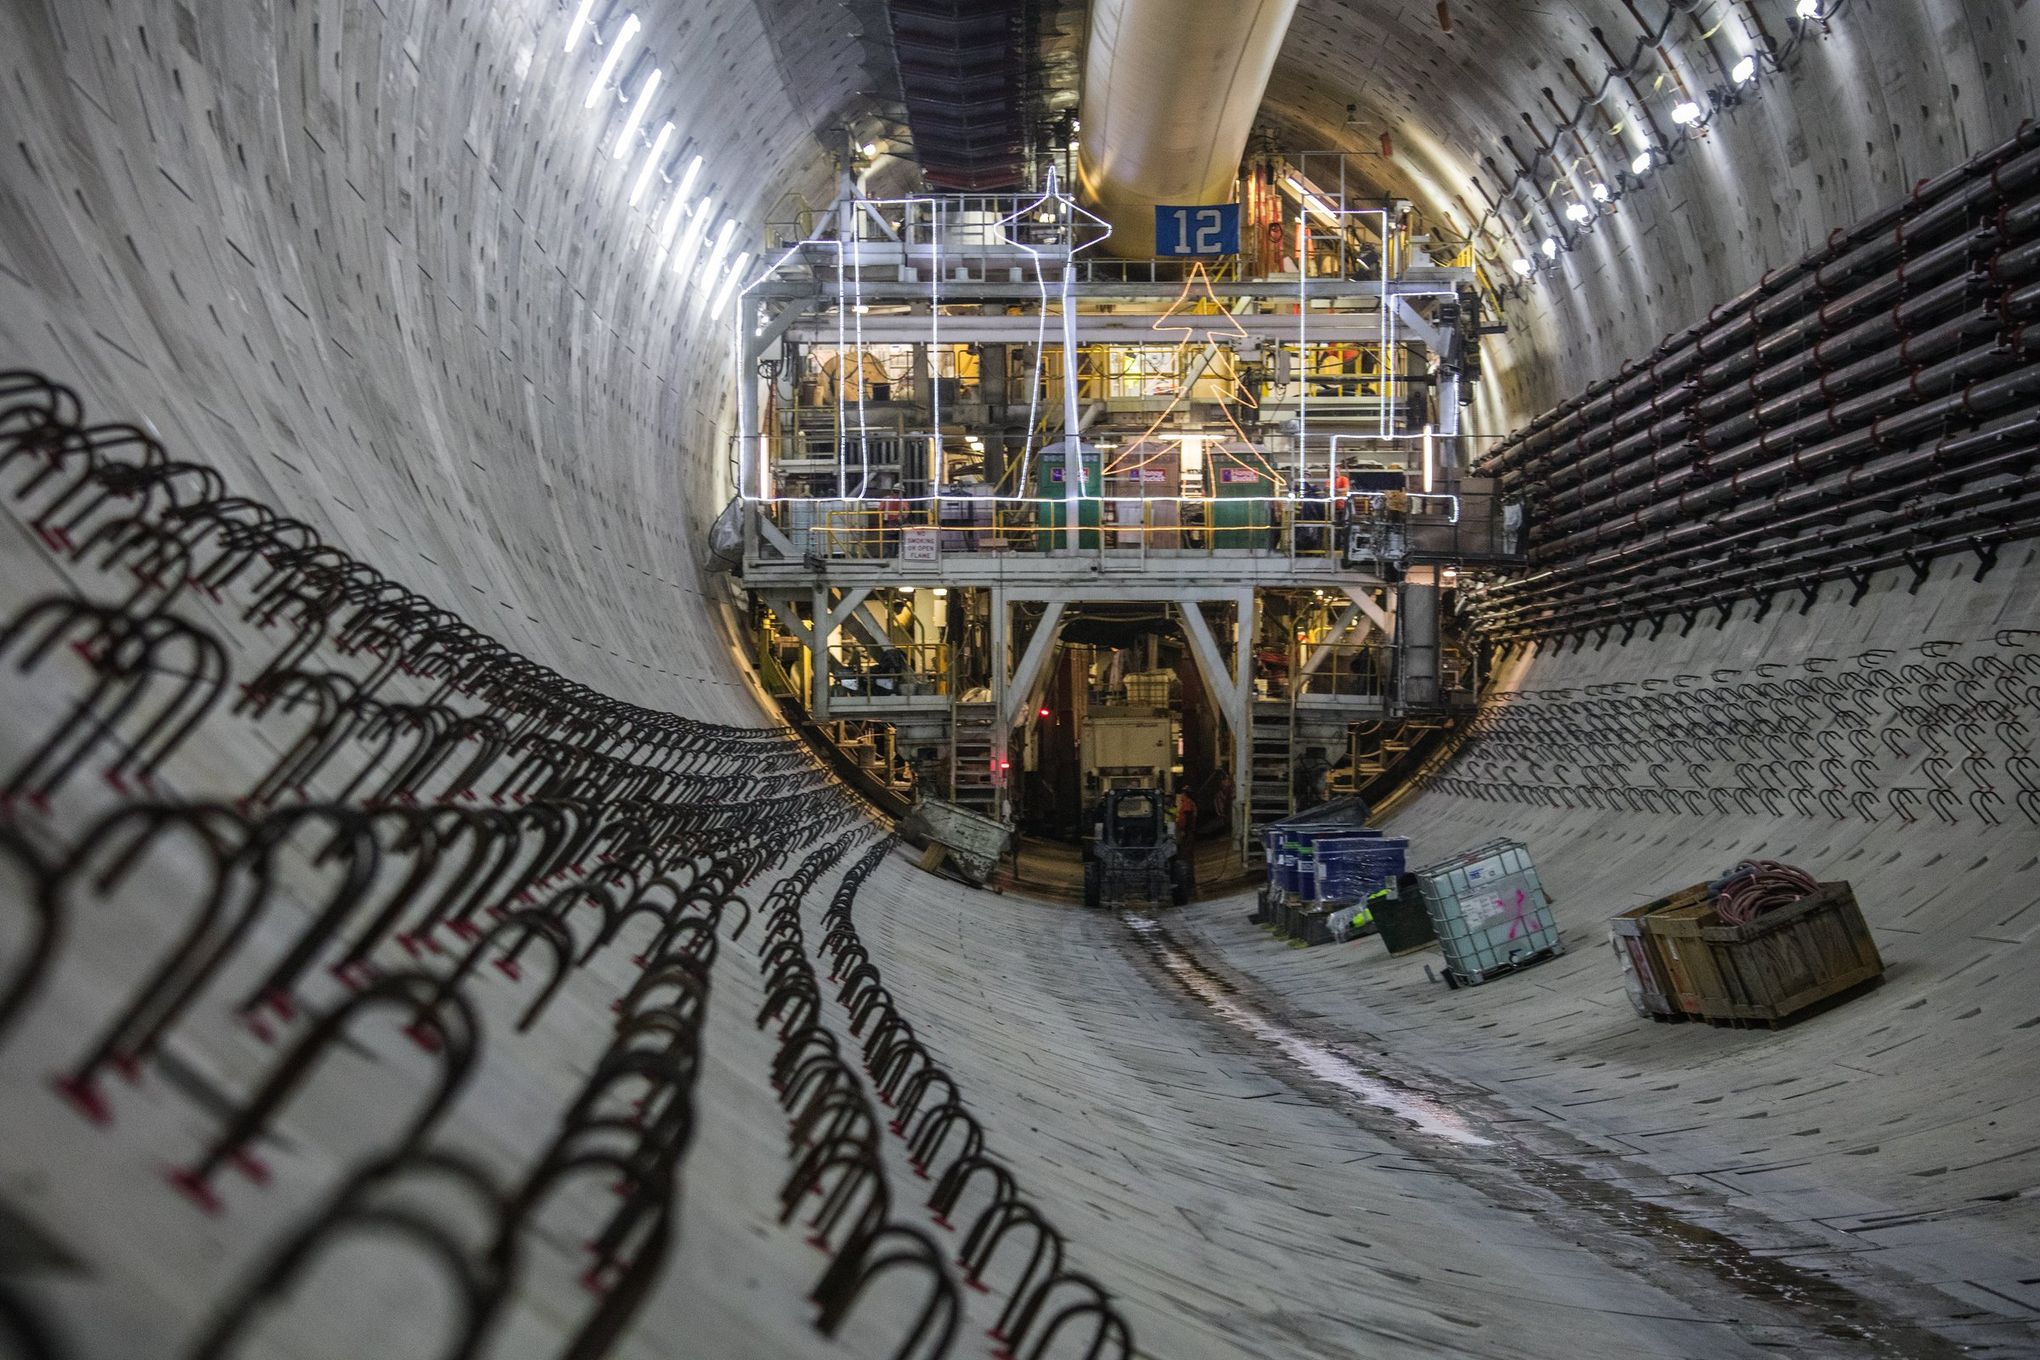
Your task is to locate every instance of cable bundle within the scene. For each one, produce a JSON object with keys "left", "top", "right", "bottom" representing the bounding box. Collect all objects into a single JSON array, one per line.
[{"left": 1712, "top": 859, "right": 1819, "bottom": 926}]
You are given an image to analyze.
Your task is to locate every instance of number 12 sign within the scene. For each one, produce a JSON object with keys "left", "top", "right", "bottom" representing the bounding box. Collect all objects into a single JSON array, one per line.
[{"left": 1155, "top": 203, "right": 1239, "bottom": 257}]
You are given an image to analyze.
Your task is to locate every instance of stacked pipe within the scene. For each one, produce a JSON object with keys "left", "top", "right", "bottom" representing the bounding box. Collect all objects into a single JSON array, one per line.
[{"left": 1473, "top": 124, "right": 2040, "bottom": 640}]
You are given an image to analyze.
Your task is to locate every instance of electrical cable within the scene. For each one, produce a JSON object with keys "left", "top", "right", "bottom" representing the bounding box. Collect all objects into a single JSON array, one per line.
[{"left": 1711, "top": 858, "right": 1818, "bottom": 925}]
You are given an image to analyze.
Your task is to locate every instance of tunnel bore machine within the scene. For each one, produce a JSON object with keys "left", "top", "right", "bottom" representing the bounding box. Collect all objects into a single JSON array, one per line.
[{"left": 728, "top": 171, "right": 1518, "bottom": 857}]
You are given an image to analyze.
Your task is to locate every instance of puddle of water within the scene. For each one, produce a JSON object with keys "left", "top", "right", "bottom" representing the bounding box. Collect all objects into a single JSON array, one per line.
[{"left": 1123, "top": 913, "right": 1494, "bottom": 1148}]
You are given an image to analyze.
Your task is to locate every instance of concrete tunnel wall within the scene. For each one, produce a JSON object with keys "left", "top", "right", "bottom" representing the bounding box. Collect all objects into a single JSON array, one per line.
[
  {"left": 0, "top": 0, "right": 847, "bottom": 723},
  {"left": 1262, "top": 0, "right": 2040, "bottom": 443},
  {"left": 1, "top": 0, "right": 2038, "bottom": 1356}
]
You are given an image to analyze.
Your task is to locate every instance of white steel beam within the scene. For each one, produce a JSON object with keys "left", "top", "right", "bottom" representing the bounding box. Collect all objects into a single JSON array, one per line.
[
  {"left": 825, "top": 586, "right": 873, "bottom": 631},
  {"left": 756, "top": 592, "right": 813, "bottom": 647},
  {"left": 1230, "top": 589, "right": 1255, "bottom": 850},
  {"left": 1299, "top": 602, "right": 1364, "bottom": 678},
  {"left": 783, "top": 312, "right": 1395, "bottom": 344},
  {"left": 1001, "top": 603, "right": 1067, "bottom": 728},
  {"left": 743, "top": 559, "right": 1388, "bottom": 595},
  {"left": 988, "top": 587, "right": 1010, "bottom": 818},
  {"left": 1176, "top": 599, "right": 1236, "bottom": 712},
  {"left": 1390, "top": 296, "right": 1447, "bottom": 354},
  {"left": 1341, "top": 585, "right": 1392, "bottom": 632}
]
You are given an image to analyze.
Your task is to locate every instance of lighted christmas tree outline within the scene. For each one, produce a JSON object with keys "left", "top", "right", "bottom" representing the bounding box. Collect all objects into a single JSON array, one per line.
[{"left": 1102, "top": 261, "right": 1286, "bottom": 495}]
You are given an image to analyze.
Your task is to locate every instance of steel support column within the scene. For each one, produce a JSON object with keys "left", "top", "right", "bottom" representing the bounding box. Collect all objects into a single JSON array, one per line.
[
  {"left": 988, "top": 586, "right": 1010, "bottom": 817},
  {"left": 1177, "top": 591, "right": 1256, "bottom": 851},
  {"left": 1003, "top": 603, "right": 1068, "bottom": 728}
]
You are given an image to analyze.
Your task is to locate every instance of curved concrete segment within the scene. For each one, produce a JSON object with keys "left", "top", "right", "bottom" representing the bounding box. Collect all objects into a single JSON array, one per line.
[
  {"left": 1163, "top": 555, "right": 2040, "bottom": 1353},
  {"left": 1, "top": 0, "right": 2037, "bottom": 1357}
]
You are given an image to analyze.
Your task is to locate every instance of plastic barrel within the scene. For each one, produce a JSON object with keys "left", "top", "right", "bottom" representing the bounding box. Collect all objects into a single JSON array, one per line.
[{"left": 1314, "top": 832, "right": 1403, "bottom": 902}]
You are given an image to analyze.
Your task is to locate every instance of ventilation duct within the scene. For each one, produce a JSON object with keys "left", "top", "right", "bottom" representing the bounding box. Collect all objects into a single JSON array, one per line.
[
  {"left": 887, "top": 0, "right": 1027, "bottom": 189},
  {"left": 1076, "top": 0, "right": 1298, "bottom": 257}
]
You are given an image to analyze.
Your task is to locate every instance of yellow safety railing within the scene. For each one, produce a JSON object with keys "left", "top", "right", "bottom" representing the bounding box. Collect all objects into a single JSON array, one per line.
[
  {"left": 831, "top": 637, "right": 951, "bottom": 698},
  {"left": 1294, "top": 639, "right": 1394, "bottom": 700},
  {"left": 764, "top": 495, "right": 1379, "bottom": 559}
]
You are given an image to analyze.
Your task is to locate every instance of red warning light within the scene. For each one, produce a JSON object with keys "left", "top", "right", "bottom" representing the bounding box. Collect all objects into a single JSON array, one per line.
[{"left": 1037, "top": 706, "right": 1051, "bottom": 719}]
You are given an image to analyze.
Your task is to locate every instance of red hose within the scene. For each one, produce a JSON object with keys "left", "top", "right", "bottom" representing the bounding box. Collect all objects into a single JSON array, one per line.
[{"left": 1714, "top": 859, "right": 1818, "bottom": 925}]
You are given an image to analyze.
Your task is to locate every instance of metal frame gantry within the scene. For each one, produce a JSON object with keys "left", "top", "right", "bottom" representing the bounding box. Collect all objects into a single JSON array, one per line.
[
  {"left": 731, "top": 174, "right": 1471, "bottom": 849},
  {"left": 730, "top": 174, "right": 1474, "bottom": 573},
  {"left": 754, "top": 576, "right": 1394, "bottom": 851}
]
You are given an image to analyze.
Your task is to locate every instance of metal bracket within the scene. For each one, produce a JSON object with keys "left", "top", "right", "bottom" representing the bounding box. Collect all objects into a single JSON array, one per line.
[{"left": 1969, "top": 536, "right": 2000, "bottom": 582}]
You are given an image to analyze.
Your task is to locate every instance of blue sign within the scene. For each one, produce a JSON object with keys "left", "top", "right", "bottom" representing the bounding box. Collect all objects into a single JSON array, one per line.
[{"left": 1155, "top": 203, "right": 1239, "bottom": 257}]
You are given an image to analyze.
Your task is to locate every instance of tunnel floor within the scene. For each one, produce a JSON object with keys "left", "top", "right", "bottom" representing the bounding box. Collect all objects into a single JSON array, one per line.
[
  {"left": 1115, "top": 909, "right": 2003, "bottom": 1358},
  {"left": 833, "top": 837, "right": 2040, "bottom": 1359}
]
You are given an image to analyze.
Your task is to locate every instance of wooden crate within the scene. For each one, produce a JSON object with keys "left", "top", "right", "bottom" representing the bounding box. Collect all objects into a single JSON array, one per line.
[
  {"left": 1697, "top": 882, "right": 1885, "bottom": 1025},
  {"left": 1643, "top": 894, "right": 1732, "bottom": 1018},
  {"left": 1608, "top": 884, "right": 1708, "bottom": 1021}
]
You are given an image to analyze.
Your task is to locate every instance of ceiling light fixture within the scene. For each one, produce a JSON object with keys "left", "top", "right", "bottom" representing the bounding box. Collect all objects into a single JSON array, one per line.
[
  {"left": 672, "top": 153, "right": 704, "bottom": 202},
  {"left": 672, "top": 198, "right": 716, "bottom": 279},
  {"left": 1795, "top": 0, "right": 1819, "bottom": 17},
  {"left": 1671, "top": 100, "right": 1702, "bottom": 125},
  {"left": 631, "top": 122, "right": 674, "bottom": 203},
  {"left": 710, "top": 252, "right": 753, "bottom": 318},
  {"left": 1540, "top": 237, "right": 1558, "bottom": 260},
  {"left": 1590, "top": 181, "right": 1610, "bottom": 202},
  {"left": 1511, "top": 257, "right": 1533, "bottom": 276},
  {"left": 564, "top": 0, "right": 598, "bottom": 52},
  {"left": 585, "top": 14, "right": 640, "bottom": 110},
  {"left": 1564, "top": 202, "right": 1590, "bottom": 224},
  {"left": 698, "top": 219, "right": 739, "bottom": 289},
  {"left": 1731, "top": 54, "right": 1757, "bottom": 83},
  {"left": 657, "top": 156, "right": 704, "bottom": 247},
  {"left": 1631, "top": 149, "right": 1653, "bottom": 175},
  {"left": 657, "top": 195, "right": 688, "bottom": 249},
  {"left": 1282, "top": 175, "right": 1342, "bottom": 229},
  {"left": 612, "top": 67, "right": 662, "bottom": 159}
]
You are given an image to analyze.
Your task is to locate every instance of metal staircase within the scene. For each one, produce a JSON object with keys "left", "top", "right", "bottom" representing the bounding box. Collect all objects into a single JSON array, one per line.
[
  {"left": 949, "top": 701, "right": 999, "bottom": 816},
  {"left": 1247, "top": 699, "right": 1293, "bottom": 859}
]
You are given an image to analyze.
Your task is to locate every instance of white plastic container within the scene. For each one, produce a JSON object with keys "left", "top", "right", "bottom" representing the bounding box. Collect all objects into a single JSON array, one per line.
[{"left": 1414, "top": 839, "right": 1564, "bottom": 986}]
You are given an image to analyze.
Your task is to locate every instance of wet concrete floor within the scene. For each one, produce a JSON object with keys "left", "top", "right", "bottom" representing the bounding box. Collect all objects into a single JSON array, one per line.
[{"left": 1118, "top": 911, "right": 1997, "bottom": 1359}]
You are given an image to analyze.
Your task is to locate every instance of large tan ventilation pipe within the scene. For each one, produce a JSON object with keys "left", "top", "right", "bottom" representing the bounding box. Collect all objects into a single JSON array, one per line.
[{"left": 1076, "top": 0, "right": 1299, "bottom": 258}]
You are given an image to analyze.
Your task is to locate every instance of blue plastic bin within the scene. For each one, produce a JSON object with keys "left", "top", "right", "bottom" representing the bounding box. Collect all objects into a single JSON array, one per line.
[
  {"left": 1314, "top": 834, "right": 1405, "bottom": 902},
  {"left": 1262, "top": 797, "right": 1372, "bottom": 900}
]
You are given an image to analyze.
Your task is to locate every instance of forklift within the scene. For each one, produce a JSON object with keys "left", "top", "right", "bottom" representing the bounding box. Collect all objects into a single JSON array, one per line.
[{"left": 1081, "top": 787, "right": 1194, "bottom": 909}]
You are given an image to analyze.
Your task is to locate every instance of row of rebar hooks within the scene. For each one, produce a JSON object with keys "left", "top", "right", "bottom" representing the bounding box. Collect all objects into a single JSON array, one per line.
[
  {"left": 754, "top": 832, "right": 1138, "bottom": 1360},
  {"left": 0, "top": 369, "right": 864, "bottom": 1359},
  {"left": 1413, "top": 633, "right": 2040, "bottom": 826}
]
